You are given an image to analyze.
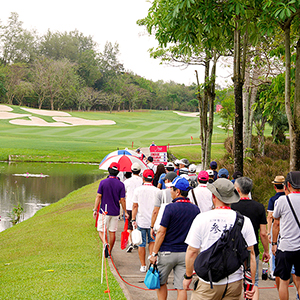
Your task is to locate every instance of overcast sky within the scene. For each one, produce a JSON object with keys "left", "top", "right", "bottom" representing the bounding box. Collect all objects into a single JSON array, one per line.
[{"left": 0, "top": 0, "right": 232, "bottom": 87}]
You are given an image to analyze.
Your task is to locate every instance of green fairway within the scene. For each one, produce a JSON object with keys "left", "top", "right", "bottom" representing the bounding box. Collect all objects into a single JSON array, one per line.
[{"left": 0, "top": 106, "right": 228, "bottom": 162}]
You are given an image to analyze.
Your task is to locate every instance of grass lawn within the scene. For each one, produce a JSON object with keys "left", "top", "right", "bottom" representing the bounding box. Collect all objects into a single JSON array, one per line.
[
  {"left": 0, "top": 180, "right": 126, "bottom": 300},
  {"left": 169, "top": 143, "right": 225, "bottom": 164},
  {"left": 0, "top": 106, "right": 229, "bottom": 163}
]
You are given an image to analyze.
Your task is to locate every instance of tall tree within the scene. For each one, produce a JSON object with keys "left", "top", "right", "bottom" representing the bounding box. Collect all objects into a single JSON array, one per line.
[
  {"left": 30, "top": 57, "right": 79, "bottom": 110},
  {"left": 261, "top": 0, "right": 300, "bottom": 170},
  {"left": 138, "top": 0, "right": 229, "bottom": 169},
  {"left": 1, "top": 63, "right": 27, "bottom": 104},
  {"left": 0, "top": 12, "right": 37, "bottom": 64}
]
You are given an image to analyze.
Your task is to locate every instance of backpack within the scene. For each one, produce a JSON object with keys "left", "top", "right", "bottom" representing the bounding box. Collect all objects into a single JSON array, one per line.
[{"left": 194, "top": 212, "right": 249, "bottom": 288}]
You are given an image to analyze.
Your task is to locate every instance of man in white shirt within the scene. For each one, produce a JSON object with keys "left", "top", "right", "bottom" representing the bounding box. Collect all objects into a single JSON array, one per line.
[
  {"left": 150, "top": 171, "right": 177, "bottom": 239},
  {"left": 124, "top": 162, "right": 143, "bottom": 252},
  {"left": 147, "top": 156, "right": 157, "bottom": 173},
  {"left": 272, "top": 171, "right": 300, "bottom": 300},
  {"left": 188, "top": 170, "right": 213, "bottom": 213},
  {"left": 183, "top": 178, "right": 257, "bottom": 300},
  {"left": 132, "top": 169, "right": 159, "bottom": 272}
]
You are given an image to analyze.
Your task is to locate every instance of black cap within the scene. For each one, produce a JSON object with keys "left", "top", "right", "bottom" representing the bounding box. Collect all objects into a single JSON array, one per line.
[{"left": 286, "top": 171, "right": 300, "bottom": 189}]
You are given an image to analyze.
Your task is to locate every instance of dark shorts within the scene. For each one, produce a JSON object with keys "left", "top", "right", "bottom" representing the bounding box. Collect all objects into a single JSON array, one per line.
[
  {"left": 274, "top": 249, "right": 300, "bottom": 280},
  {"left": 126, "top": 210, "right": 133, "bottom": 231}
]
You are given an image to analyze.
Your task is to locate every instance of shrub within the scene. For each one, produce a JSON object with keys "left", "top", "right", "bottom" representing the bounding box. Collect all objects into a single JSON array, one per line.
[{"left": 220, "top": 137, "right": 290, "bottom": 208}]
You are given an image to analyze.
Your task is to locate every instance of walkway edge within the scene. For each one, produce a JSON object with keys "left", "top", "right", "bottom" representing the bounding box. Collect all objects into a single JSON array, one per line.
[{"left": 108, "top": 259, "right": 133, "bottom": 300}]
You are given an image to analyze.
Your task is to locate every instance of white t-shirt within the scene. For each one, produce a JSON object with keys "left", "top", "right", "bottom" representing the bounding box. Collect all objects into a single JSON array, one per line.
[
  {"left": 147, "top": 162, "right": 157, "bottom": 174},
  {"left": 154, "top": 188, "right": 172, "bottom": 207},
  {"left": 124, "top": 175, "right": 143, "bottom": 210},
  {"left": 185, "top": 209, "right": 256, "bottom": 285},
  {"left": 133, "top": 183, "right": 159, "bottom": 228},
  {"left": 273, "top": 193, "right": 300, "bottom": 252},
  {"left": 188, "top": 184, "right": 213, "bottom": 213}
]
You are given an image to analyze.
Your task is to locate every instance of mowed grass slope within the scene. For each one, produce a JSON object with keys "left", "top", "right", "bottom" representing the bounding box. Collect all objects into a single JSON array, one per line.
[
  {"left": 0, "top": 106, "right": 227, "bottom": 162},
  {"left": 0, "top": 180, "right": 126, "bottom": 300}
]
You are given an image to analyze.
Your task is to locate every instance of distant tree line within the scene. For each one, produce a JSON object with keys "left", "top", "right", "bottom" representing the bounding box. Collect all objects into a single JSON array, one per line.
[{"left": 0, "top": 12, "right": 200, "bottom": 112}]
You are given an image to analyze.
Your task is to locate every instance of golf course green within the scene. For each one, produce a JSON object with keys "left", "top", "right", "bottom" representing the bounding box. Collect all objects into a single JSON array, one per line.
[{"left": 0, "top": 105, "right": 227, "bottom": 163}]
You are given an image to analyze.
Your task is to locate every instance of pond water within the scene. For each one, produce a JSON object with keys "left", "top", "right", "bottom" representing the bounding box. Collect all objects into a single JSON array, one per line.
[{"left": 0, "top": 161, "right": 106, "bottom": 232}]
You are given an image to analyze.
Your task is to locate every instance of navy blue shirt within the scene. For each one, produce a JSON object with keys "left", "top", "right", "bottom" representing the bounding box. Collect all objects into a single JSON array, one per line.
[
  {"left": 267, "top": 192, "right": 285, "bottom": 211},
  {"left": 159, "top": 197, "right": 200, "bottom": 252}
]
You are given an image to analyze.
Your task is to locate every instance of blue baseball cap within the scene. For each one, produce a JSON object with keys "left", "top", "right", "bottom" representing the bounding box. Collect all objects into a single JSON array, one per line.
[
  {"left": 170, "top": 176, "right": 190, "bottom": 191},
  {"left": 218, "top": 168, "right": 229, "bottom": 178}
]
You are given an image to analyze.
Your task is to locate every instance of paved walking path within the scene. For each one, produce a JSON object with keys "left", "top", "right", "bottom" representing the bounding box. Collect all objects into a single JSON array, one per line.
[{"left": 107, "top": 220, "right": 297, "bottom": 300}]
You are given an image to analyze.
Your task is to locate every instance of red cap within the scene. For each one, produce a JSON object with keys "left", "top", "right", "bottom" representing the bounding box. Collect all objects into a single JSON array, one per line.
[
  {"left": 198, "top": 170, "right": 209, "bottom": 181},
  {"left": 109, "top": 162, "right": 120, "bottom": 171},
  {"left": 143, "top": 169, "right": 154, "bottom": 180}
]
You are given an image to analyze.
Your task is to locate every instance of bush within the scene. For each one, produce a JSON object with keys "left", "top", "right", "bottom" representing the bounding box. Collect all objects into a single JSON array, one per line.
[{"left": 220, "top": 137, "right": 289, "bottom": 207}]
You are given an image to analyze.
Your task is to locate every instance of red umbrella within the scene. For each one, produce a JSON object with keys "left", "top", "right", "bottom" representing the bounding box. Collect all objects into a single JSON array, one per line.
[{"left": 99, "top": 154, "right": 148, "bottom": 172}]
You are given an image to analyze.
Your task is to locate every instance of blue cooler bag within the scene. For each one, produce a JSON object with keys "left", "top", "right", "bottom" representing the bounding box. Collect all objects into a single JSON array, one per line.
[{"left": 144, "top": 264, "right": 160, "bottom": 289}]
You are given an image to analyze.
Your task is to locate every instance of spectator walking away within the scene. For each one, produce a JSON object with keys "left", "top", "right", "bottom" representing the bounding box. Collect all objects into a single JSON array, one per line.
[
  {"left": 267, "top": 175, "right": 285, "bottom": 280},
  {"left": 124, "top": 162, "right": 143, "bottom": 253},
  {"left": 218, "top": 168, "right": 229, "bottom": 179},
  {"left": 174, "top": 159, "right": 180, "bottom": 173},
  {"left": 147, "top": 156, "right": 157, "bottom": 173},
  {"left": 177, "top": 159, "right": 189, "bottom": 176},
  {"left": 150, "top": 171, "right": 177, "bottom": 239},
  {"left": 93, "top": 162, "right": 128, "bottom": 257},
  {"left": 232, "top": 177, "right": 270, "bottom": 300},
  {"left": 188, "top": 164, "right": 198, "bottom": 188},
  {"left": 206, "top": 169, "right": 215, "bottom": 183},
  {"left": 272, "top": 171, "right": 300, "bottom": 300},
  {"left": 157, "top": 162, "right": 175, "bottom": 190},
  {"left": 136, "top": 148, "right": 146, "bottom": 162},
  {"left": 188, "top": 170, "right": 213, "bottom": 212},
  {"left": 183, "top": 178, "right": 257, "bottom": 300},
  {"left": 132, "top": 169, "right": 159, "bottom": 272},
  {"left": 149, "top": 177, "right": 200, "bottom": 300},
  {"left": 231, "top": 171, "right": 243, "bottom": 184},
  {"left": 209, "top": 161, "right": 218, "bottom": 181},
  {"left": 153, "top": 163, "right": 166, "bottom": 187}
]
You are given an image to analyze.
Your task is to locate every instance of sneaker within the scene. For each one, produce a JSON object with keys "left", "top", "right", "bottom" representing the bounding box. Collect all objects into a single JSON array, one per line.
[
  {"left": 140, "top": 265, "right": 147, "bottom": 273},
  {"left": 126, "top": 244, "right": 134, "bottom": 253},
  {"left": 133, "top": 245, "right": 138, "bottom": 249},
  {"left": 268, "top": 274, "right": 275, "bottom": 281},
  {"left": 104, "top": 244, "right": 110, "bottom": 258}
]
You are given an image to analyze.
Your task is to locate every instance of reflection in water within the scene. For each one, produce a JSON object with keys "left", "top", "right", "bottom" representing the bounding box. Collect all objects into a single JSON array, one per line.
[{"left": 0, "top": 162, "right": 106, "bottom": 232}]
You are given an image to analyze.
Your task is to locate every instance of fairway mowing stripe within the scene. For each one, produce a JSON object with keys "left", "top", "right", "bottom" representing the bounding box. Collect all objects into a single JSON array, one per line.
[
  {"left": 63, "top": 128, "right": 105, "bottom": 137},
  {"left": 95, "top": 129, "right": 135, "bottom": 139},
  {"left": 166, "top": 124, "right": 195, "bottom": 137}
]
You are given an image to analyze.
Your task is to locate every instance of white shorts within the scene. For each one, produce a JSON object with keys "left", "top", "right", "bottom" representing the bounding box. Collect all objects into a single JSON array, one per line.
[{"left": 97, "top": 214, "right": 118, "bottom": 232}]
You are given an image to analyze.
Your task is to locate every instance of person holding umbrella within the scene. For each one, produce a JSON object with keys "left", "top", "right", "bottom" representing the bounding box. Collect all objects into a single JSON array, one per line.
[{"left": 93, "top": 162, "right": 129, "bottom": 257}]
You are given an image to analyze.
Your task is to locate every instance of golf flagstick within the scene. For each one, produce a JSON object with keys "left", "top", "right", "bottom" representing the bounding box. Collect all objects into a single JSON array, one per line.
[{"left": 101, "top": 204, "right": 108, "bottom": 284}]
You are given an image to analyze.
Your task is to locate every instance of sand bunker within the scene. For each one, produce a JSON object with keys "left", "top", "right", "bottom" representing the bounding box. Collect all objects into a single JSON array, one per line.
[
  {"left": 0, "top": 112, "right": 31, "bottom": 119},
  {"left": 53, "top": 117, "right": 116, "bottom": 126},
  {"left": 173, "top": 111, "right": 199, "bottom": 117},
  {"left": 9, "top": 116, "right": 71, "bottom": 127},
  {"left": 0, "top": 105, "right": 13, "bottom": 111},
  {"left": 21, "top": 107, "right": 71, "bottom": 117},
  {"left": 218, "top": 125, "right": 233, "bottom": 130}
]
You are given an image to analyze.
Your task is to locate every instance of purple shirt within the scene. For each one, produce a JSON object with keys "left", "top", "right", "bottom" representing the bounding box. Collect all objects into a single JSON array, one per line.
[{"left": 97, "top": 176, "right": 125, "bottom": 216}]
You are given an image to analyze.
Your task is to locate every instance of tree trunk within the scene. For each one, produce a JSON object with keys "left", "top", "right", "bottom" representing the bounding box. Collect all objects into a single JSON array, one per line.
[
  {"left": 233, "top": 21, "right": 245, "bottom": 175},
  {"left": 243, "top": 68, "right": 250, "bottom": 156},
  {"left": 206, "top": 53, "right": 216, "bottom": 169},
  {"left": 290, "top": 29, "right": 300, "bottom": 170}
]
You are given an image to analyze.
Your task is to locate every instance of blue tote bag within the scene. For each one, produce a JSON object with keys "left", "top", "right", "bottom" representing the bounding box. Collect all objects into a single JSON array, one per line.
[{"left": 144, "top": 264, "right": 160, "bottom": 290}]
